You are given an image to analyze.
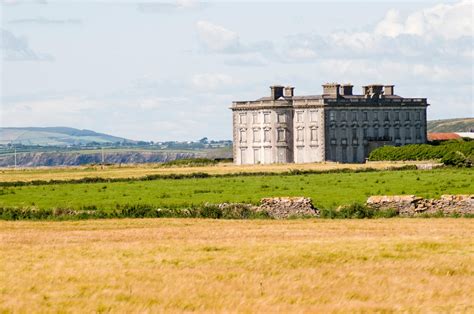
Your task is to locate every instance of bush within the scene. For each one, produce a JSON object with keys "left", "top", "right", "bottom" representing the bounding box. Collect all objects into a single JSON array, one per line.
[
  {"left": 440, "top": 151, "right": 472, "bottom": 167},
  {"left": 368, "top": 139, "right": 473, "bottom": 167}
]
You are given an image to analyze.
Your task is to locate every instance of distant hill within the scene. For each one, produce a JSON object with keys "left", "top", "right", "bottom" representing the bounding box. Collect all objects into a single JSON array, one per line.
[
  {"left": 428, "top": 118, "right": 474, "bottom": 133},
  {"left": 0, "top": 127, "right": 136, "bottom": 146}
]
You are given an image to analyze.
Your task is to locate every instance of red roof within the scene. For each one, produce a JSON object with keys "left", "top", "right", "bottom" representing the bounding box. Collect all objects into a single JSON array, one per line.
[{"left": 428, "top": 133, "right": 461, "bottom": 141}]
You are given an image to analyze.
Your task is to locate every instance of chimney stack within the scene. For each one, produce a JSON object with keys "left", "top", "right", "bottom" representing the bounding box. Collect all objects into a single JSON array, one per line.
[
  {"left": 384, "top": 85, "right": 394, "bottom": 96},
  {"left": 322, "top": 83, "right": 340, "bottom": 98},
  {"left": 284, "top": 86, "right": 294, "bottom": 97},
  {"left": 340, "top": 84, "right": 353, "bottom": 96},
  {"left": 270, "top": 85, "right": 284, "bottom": 100}
]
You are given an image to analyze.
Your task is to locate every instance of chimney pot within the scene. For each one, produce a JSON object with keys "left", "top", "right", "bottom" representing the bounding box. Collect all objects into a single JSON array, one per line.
[
  {"left": 384, "top": 85, "right": 394, "bottom": 96},
  {"left": 322, "top": 83, "right": 340, "bottom": 98},
  {"left": 284, "top": 86, "right": 294, "bottom": 97}
]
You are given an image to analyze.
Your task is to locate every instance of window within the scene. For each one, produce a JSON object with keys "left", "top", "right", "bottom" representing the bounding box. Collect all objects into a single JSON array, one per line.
[
  {"left": 405, "top": 127, "right": 411, "bottom": 139},
  {"left": 363, "top": 128, "right": 368, "bottom": 139},
  {"left": 416, "top": 127, "right": 421, "bottom": 139},
  {"left": 310, "top": 110, "right": 318, "bottom": 122},
  {"left": 253, "top": 148, "right": 261, "bottom": 164},
  {"left": 310, "top": 127, "right": 318, "bottom": 142},
  {"left": 330, "top": 128, "right": 336, "bottom": 139},
  {"left": 384, "top": 111, "right": 389, "bottom": 121},
  {"left": 416, "top": 111, "right": 421, "bottom": 121},
  {"left": 384, "top": 127, "right": 389, "bottom": 138},
  {"left": 263, "top": 112, "right": 271, "bottom": 124},
  {"left": 352, "top": 111, "right": 357, "bottom": 121},
  {"left": 277, "top": 128, "right": 286, "bottom": 142},
  {"left": 363, "top": 111, "right": 368, "bottom": 121},
  {"left": 297, "top": 128, "right": 304, "bottom": 142},
  {"left": 405, "top": 111, "right": 411, "bottom": 121},
  {"left": 296, "top": 111, "right": 304, "bottom": 123},
  {"left": 252, "top": 112, "right": 259, "bottom": 124},
  {"left": 253, "top": 129, "right": 260, "bottom": 142},
  {"left": 340, "top": 111, "right": 346, "bottom": 121},
  {"left": 352, "top": 128, "right": 357, "bottom": 139},
  {"left": 264, "top": 128, "right": 271, "bottom": 142},
  {"left": 395, "top": 127, "right": 400, "bottom": 139},
  {"left": 278, "top": 113, "right": 286, "bottom": 123},
  {"left": 240, "top": 148, "right": 247, "bottom": 164},
  {"left": 239, "top": 113, "right": 247, "bottom": 124},
  {"left": 374, "top": 127, "right": 379, "bottom": 138},
  {"left": 329, "top": 111, "right": 335, "bottom": 121},
  {"left": 394, "top": 111, "right": 399, "bottom": 121},
  {"left": 374, "top": 112, "right": 379, "bottom": 121},
  {"left": 239, "top": 129, "right": 247, "bottom": 143}
]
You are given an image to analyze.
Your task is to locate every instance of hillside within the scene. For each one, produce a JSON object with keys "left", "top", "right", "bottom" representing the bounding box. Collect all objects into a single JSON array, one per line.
[
  {"left": 427, "top": 118, "right": 474, "bottom": 133},
  {"left": 0, "top": 127, "right": 135, "bottom": 146}
]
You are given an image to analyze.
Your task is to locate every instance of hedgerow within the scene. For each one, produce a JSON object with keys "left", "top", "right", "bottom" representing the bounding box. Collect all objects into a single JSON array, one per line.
[{"left": 368, "top": 139, "right": 473, "bottom": 167}]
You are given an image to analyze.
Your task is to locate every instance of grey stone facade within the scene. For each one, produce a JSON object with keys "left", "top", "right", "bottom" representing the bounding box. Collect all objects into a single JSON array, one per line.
[{"left": 231, "top": 83, "right": 429, "bottom": 164}]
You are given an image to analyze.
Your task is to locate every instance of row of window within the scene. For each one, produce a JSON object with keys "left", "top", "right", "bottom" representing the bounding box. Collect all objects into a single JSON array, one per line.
[
  {"left": 329, "top": 110, "right": 422, "bottom": 122},
  {"left": 239, "top": 127, "right": 319, "bottom": 143},
  {"left": 329, "top": 127, "right": 423, "bottom": 140},
  {"left": 239, "top": 110, "right": 320, "bottom": 124}
]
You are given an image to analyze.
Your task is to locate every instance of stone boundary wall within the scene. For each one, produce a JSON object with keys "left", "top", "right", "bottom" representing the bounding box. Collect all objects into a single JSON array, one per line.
[
  {"left": 258, "top": 197, "right": 319, "bottom": 219},
  {"left": 367, "top": 195, "right": 473, "bottom": 216}
]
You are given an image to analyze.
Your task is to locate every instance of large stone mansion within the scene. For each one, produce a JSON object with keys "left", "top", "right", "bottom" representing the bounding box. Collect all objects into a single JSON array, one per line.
[{"left": 231, "top": 83, "right": 429, "bottom": 164}]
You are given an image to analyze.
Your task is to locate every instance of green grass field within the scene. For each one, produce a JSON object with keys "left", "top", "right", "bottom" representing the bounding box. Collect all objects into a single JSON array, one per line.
[{"left": 0, "top": 168, "right": 472, "bottom": 210}]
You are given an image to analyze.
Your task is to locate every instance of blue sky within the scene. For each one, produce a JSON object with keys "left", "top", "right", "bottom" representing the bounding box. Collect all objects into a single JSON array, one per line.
[{"left": 1, "top": 0, "right": 473, "bottom": 141}]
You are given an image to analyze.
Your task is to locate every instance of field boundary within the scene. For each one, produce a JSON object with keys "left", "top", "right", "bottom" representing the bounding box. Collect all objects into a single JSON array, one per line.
[{"left": 0, "top": 165, "right": 419, "bottom": 187}]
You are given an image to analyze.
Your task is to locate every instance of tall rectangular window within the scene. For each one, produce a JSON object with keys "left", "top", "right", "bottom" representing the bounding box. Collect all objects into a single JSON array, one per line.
[
  {"left": 329, "top": 111, "right": 335, "bottom": 121},
  {"left": 384, "top": 111, "right": 389, "bottom": 121},
  {"left": 240, "top": 129, "right": 247, "bottom": 143},
  {"left": 352, "top": 128, "right": 357, "bottom": 139},
  {"left": 297, "top": 128, "right": 304, "bottom": 142},
  {"left": 239, "top": 113, "right": 247, "bottom": 124},
  {"left": 363, "top": 111, "right": 368, "bottom": 121},
  {"left": 416, "top": 127, "right": 421, "bottom": 139},
  {"left": 341, "top": 111, "right": 346, "bottom": 121},
  {"left": 264, "top": 128, "right": 271, "bottom": 142},
  {"left": 405, "top": 127, "right": 411, "bottom": 138},
  {"left": 253, "top": 129, "right": 260, "bottom": 142},
  {"left": 416, "top": 111, "right": 421, "bottom": 121},
  {"left": 395, "top": 127, "right": 400, "bottom": 139},
  {"left": 252, "top": 112, "right": 259, "bottom": 124},
  {"left": 352, "top": 111, "right": 357, "bottom": 121},
  {"left": 405, "top": 111, "right": 411, "bottom": 121},
  {"left": 394, "top": 111, "right": 399, "bottom": 121},
  {"left": 363, "top": 128, "right": 368, "bottom": 139},
  {"left": 384, "top": 127, "right": 389, "bottom": 138},
  {"left": 310, "top": 110, "right": 318, "bottom": 122},
  {"left": 296, "top": 111, "right": 304, "bottom": 123},
  {"left": 277, "top": 128, "right": 285, "bottom": 142},
  {"left": 263, "top": 112, "right": 271, "bottom": 124},
  {"left": 310, "top": 128, "right": 318, "bottom": 142}
]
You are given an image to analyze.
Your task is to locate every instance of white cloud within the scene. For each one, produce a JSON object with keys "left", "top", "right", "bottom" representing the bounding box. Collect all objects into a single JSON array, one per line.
[
  {"left": 196, "top": 20, "right": 240, "bottom": 52},
  {"left": 1, "top": 28, "right": 54, "bottom": 61},
  {"left": 375, "top": 0, "right": 473, "bottom": 39},
  {"left": 192, "top": 73, "right": 235, "bottom": 91}
]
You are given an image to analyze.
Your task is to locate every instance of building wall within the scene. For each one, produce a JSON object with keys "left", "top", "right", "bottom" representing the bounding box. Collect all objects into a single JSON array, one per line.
[
  {"left": 292, "top": 108, "right": 325, "bottom": 163},
  {"left": 324, "top": 107, "right": 427, "bottom": 163},
  {"left": 233, "top": 107, "right": 294, "bottom": 164}
]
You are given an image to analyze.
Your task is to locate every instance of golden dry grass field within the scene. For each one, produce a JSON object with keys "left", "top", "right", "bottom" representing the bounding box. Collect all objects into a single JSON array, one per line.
[
  {"left": 1, "top": 218, "right": 473, "bottom": 312},
  {"left": 0, "top": 160, "right": 431, "bottom": 182}
]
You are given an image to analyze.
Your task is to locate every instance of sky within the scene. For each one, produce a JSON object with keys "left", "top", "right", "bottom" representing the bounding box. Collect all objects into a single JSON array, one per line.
[{"left": 1, "top": 0, "right": 473, "bottom": 141}]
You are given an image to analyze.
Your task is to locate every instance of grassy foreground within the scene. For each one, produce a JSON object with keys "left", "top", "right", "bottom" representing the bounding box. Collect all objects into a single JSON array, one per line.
[
  {"left": 1, "top": 219, "right": 473, "bottom": 312},
  {"left": 0, "top": 168, "right": 472, "bottom": 211}
]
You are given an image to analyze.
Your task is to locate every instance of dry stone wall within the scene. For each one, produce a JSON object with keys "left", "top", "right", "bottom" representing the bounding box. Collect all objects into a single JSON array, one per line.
[
  {"left": 367, "top": 195, "right": 473, "bottom": 216},
  {"left": 258, "top": 197, "right": 319, "bottom": 219}
]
